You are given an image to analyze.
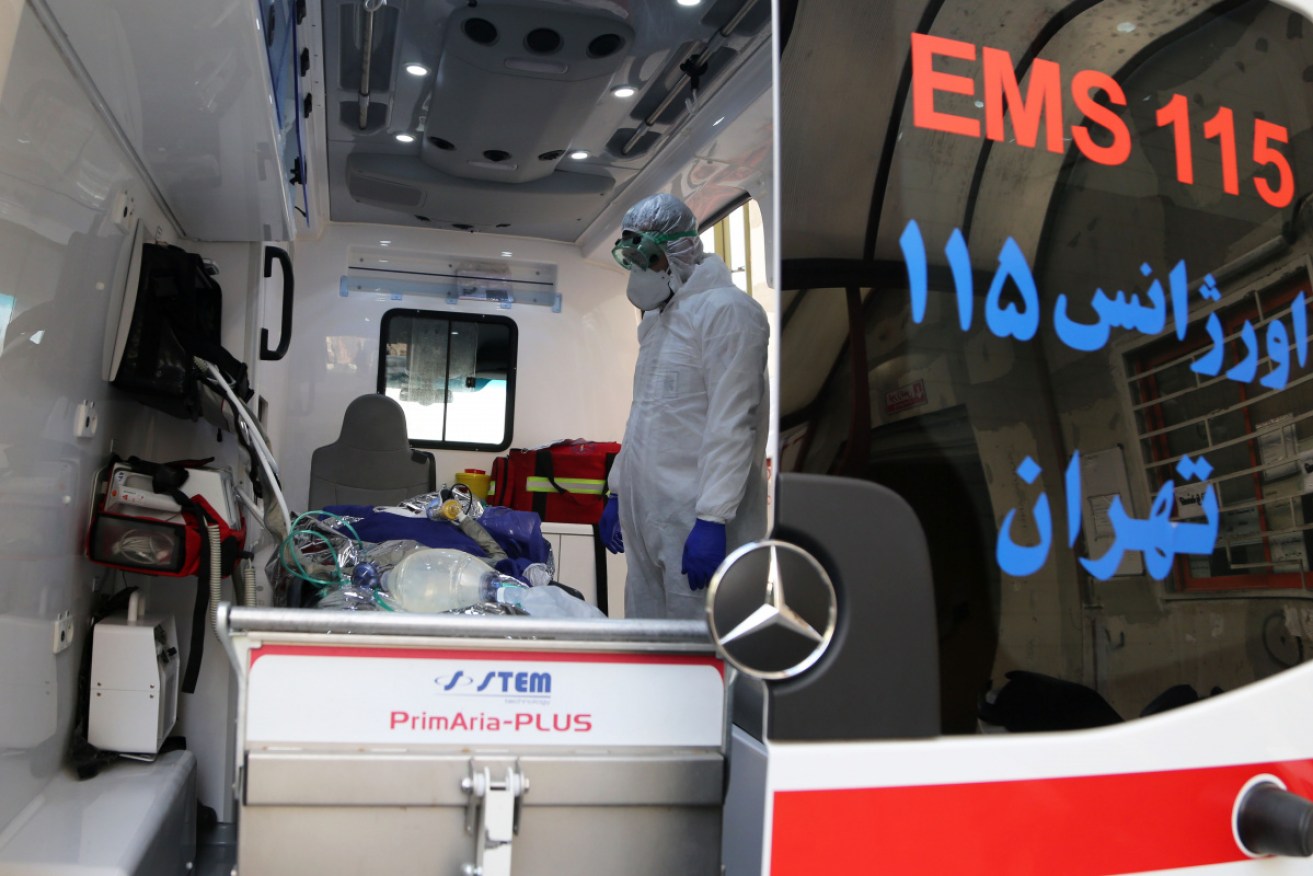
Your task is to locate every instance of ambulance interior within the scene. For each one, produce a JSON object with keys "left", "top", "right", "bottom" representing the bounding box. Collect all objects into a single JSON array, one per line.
[
  {"left": 0, "top": 0, "right": 771, "bottom": 871},
  {"left": 4, "top": 0, "right": 1313, "bottom": 871}
]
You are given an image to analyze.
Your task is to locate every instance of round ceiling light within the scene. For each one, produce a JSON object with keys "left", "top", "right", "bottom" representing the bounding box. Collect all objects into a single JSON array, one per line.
[{"left": 405, "top": 63, "right": 429, "bottom": 76}]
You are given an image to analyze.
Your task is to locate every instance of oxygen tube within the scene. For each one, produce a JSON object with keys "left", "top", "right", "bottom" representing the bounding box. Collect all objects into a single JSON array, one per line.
[{"left": 198, "top": 358, "right": 292, "bottom": 537}]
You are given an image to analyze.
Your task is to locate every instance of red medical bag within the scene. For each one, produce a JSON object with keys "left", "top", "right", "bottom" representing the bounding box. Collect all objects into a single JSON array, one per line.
[{"left": 490, "top": 440, "right": 620, "bottom": 524}]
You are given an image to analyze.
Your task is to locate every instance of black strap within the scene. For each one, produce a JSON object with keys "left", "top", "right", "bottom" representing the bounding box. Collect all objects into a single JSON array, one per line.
[
  {"left": 537, "top": 445, "right": 569, "bottom": 493},
  {"left": 591, "top": 523, "right": 609, "bottom": 616},
  {"left": 180, "top": 557, "right": 209, "bottom": 695},
  {"left": 125, "top": 457, "right": 212, "bottom": 695},
  {"left": 538, "top": 444, "right": 616, "bottom": 498},
  {"left": 532, "top": 449, "right": 553, "bottom": 518}
]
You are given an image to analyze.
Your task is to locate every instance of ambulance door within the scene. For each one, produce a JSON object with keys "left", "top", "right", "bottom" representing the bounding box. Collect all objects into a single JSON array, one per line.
[{"left": 715, "top": 0, "right": 1313, "bottom": 871}]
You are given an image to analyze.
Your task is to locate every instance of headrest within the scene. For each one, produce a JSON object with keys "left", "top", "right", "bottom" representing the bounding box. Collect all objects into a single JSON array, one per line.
[{"left": 336, "top": 394, "right": 412, "bottom": 451}]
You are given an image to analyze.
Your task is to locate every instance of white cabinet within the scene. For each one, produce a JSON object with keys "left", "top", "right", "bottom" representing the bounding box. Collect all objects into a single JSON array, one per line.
[
  {"left": 41, "top": 0, "right": 306, "bottom": 241},
  {"left": 540, "top": 522, "right": 627, "bottom": 617}
]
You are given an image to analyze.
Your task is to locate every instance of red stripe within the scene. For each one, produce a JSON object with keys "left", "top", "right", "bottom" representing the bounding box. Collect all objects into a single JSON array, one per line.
[
  {"left": 771, "top": 759, "right": 1313, "bottom": 875},
  {"left": 249, "top": 643, "right": 724, "bottom": 676}
]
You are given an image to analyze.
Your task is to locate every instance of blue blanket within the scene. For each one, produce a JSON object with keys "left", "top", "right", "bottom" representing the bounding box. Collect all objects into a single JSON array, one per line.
[{"left": 321, "top": 505, "right": 552, "bottom": 581}]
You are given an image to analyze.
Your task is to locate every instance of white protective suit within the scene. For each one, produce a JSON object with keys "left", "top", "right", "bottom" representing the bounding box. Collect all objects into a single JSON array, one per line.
[{"left": 610, "top": 252, "right": 770, "bottom": 619}]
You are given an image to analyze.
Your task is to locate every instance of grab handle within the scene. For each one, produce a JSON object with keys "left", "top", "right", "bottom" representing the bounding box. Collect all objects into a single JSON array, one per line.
[{"left": 260, "top": 246, "right": 294, "bottom": 361}]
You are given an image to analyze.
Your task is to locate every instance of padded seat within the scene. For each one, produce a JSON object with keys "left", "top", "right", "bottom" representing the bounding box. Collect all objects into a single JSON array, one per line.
[{"left": 308, "top": 394, "right": 435, "bottom": 509}]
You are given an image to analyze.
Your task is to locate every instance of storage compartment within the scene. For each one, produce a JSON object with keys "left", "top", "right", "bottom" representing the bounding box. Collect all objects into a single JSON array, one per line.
[{"left": 239, "top": 752, "right": 722, "bottom": 874}]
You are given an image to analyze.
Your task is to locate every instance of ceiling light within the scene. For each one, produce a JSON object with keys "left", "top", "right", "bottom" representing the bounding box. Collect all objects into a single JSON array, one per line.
[
  {"left": 677, "top": 0, "right": 702, "bottom": 6},
  {"left": 395, "top": 133, "right": 416, "bottom": 143},
  {"left": 501, "top": 251, "right": 513, "bottom": 257},
  {"left": 379, "top": 240, "right": 391, "bottom": 246},
  {"left": 569, "top": 150, "right": 589, "bottom": 160},
  {"left": 712, "top": 116, "right": 725, "bottom": 126},
  {"left": 1117, "top": 21, "right": 1136, "bottom": 33},
  {"left": 612, "top": 86, "right": 636, "bottom": 98},
  {"left": 405, "top": 63, "right": 429, "bottom": 76}
]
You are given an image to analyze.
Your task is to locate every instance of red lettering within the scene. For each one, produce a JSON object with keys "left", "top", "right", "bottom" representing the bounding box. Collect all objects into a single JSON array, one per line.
[
  {"left": 910, "top": 33, "right": 980, "bottom": 138},
  {"left": 1071, "top": 70, "right": 1130, "bottom": 166},
  {"left": 1253, "top": 119, "right": 1294, "bottom": 207},
  {"left": 574, "top": 714, "right": 593, "bottom": 732},
  {"left": 535, "top": 714, "right": 552, "bottom": 732},
  {"left": 1203, "top": 106, "right": 1240, "bottom": 195},
  {"left": 1156, "top": 94, "right": 1194, "bottom": 185},
  {"left": 514, "top": 713, "right": 533, "bottom": 730},
  {"left": 389, "top": 711, "right": 409, "bottom": 730},
  {"left": 982, "top": 48, "right": 1063, "bottom": 152}
]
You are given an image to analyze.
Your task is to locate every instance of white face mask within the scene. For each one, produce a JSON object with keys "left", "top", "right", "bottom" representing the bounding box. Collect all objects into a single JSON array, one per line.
[{"left": 626, "top": 267, "right": 675, "bottom": 311}]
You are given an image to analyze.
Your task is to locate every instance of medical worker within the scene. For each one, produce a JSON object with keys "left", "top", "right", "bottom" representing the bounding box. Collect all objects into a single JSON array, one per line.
[{"left": 599, "top": 193, "right": 770, "bottom": 620}]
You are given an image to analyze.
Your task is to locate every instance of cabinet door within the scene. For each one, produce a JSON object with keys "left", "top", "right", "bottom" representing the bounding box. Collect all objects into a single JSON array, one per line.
[{"left": 557, "top": 534, "right": 596, "bottom": 607}]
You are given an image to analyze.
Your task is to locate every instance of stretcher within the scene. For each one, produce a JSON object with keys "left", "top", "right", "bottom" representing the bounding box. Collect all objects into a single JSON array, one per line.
[{"left": 219, "top": 607, "right": 726, "bottom": 876}]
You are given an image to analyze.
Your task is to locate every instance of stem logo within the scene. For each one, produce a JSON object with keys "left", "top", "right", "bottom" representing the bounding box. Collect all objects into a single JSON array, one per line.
[{"left": 434, "top": 669, "right": 553, "bottom": 698}]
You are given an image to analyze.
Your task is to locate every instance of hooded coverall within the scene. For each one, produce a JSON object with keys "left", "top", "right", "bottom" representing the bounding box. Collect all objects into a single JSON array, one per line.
[{"left": 610, "top": 252, "right": 770, "bottom": 619}]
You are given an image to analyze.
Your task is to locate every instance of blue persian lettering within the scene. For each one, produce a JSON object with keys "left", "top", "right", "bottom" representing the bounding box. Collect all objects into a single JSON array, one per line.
[
  {"left": 985, "top": 239, "right": 1041, "bottom": 341},
  {"left": 900, "top": 219, "right": 1309, "bottom": 392},
  {"left": 996, "top": 452, "right": 1219, "bottom": 581},
  {"left": 995, "top": 457, "right": 1051, "bottom": 576}
]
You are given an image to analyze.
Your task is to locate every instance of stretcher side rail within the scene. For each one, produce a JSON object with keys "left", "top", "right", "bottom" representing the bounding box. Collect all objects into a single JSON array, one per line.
[{"left": 224, "top": 605, "right": 715, "bottom": 649}]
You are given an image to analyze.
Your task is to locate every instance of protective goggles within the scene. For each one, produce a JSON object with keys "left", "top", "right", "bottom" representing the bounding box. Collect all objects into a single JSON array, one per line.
[{"left": 611, "top": 230, "right": 697, "bottom": 271}]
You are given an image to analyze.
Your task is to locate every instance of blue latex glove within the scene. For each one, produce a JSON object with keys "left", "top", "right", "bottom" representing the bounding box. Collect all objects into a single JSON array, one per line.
[
  {"left": 599, "top": 494, "right": 624, "bottom": 554},
  {"left": 681, "top": 519, "right": 726, "bottom": 591}
]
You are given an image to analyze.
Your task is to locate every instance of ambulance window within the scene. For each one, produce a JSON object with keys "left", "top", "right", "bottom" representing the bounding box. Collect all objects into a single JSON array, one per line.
[
  {"left": 780, "top": 0, "right": 1313, "bottom": 734},
  {"left": 377, "top": 310, "right": 517, "bottom": 451},
  {"left": 701, "top": 199, "right": 772, "bottom": 303}
]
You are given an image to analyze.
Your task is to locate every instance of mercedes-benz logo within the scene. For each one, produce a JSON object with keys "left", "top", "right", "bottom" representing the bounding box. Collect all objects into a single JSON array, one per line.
[{"left": 706, "top": 540, "right": 837, "bottom": 679}]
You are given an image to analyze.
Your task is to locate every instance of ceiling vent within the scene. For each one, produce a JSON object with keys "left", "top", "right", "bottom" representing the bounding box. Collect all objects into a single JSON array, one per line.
[
  {"left": 346, "top": 152, "right": 615, "bottom": 228},
  {"left": 420, "top": 4, "right": 634, "bottom": 184}
]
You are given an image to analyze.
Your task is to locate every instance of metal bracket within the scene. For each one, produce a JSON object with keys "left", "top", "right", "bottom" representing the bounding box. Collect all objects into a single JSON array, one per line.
[{"left": 461, "top": 762, "right": 529, "bottom": 876}]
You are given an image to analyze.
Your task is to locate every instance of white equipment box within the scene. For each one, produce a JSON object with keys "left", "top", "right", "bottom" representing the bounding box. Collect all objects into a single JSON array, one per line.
[
  {"left": 89, "top": 592, "right": 180, "bottom": 754},
  {"left": 222, "top": 607, "right": 726, "bottom": 876},
  {"left": 105, "top": 462, "right": 239, "bottom": 526}
]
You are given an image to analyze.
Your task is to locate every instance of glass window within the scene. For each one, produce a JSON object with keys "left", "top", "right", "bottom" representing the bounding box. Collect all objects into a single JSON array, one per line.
[
  {"left": 780, "top": 0, "right": 1313, "bottom": 733},
  {"left": 377, "top": 309, "right": 516, "bottom": 450},
  {"left": 1126, "top": 266, "right": 1313, "bottom": 590},
  {"left": 701, "top": 199, "right": 773, "bottom": 306}
]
